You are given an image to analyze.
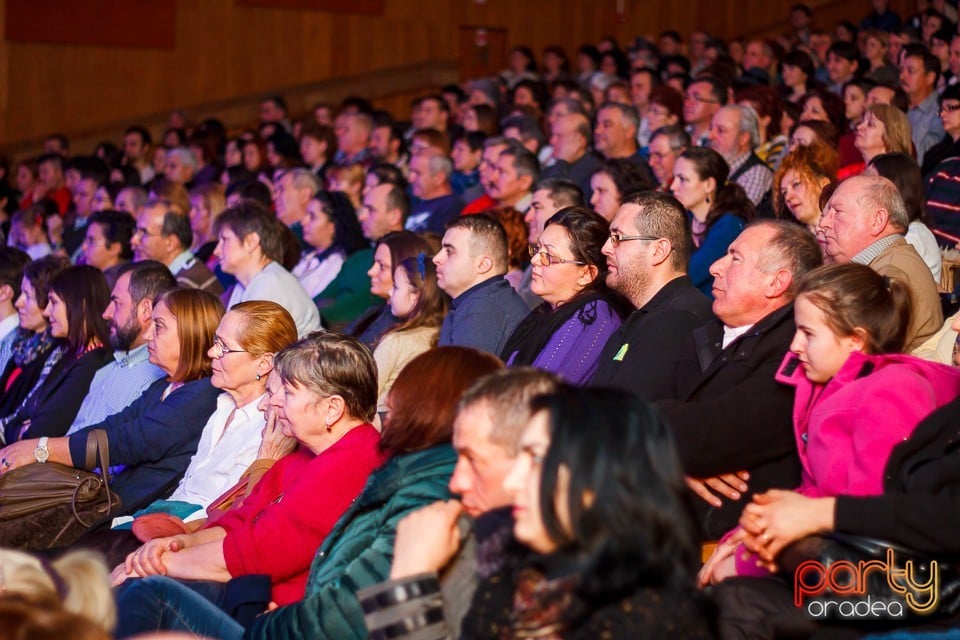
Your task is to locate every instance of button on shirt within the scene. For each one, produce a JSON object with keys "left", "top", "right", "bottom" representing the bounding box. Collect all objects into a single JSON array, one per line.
[
  {"left": 66, "top": 344, "right": 166, "bottom": 435},
  {"left": 166, "top": 392, "right": 266, "bottom": 512}
]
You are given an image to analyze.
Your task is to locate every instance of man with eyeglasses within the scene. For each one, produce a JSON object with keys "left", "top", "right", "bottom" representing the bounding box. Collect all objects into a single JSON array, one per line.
[
  {"left": 591, "top": 191, "right": 712, "bottom": 396},
  {"left": 132, "top": 200, "right": 223, "bottom": 296},
  {"left": 920, "top": 83, "right": 960, "bottom": 176},
  {"left": 647, "top": 125, "right": 690, "bottom": 191},
  {"left": 683, "top": 76, "right": 727, "bottom": 148}
]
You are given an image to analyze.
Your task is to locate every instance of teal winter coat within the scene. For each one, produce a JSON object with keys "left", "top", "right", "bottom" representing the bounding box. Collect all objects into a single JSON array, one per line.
[{"left": 244, "top": 444, "right": 456, "bottom": 640}]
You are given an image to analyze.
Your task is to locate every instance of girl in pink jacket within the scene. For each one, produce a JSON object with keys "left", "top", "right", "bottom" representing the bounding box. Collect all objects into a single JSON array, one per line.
[{"left": 701, "top": 263, "right": 960, "bottom": 584}]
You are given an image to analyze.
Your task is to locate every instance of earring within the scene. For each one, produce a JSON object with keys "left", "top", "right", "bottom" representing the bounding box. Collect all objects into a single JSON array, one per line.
[
  {"left": 326, "top": 423, "right": 333, "bottom": 433},
  {"left": 256, "top": 373, "right": 261, "bottom": 381},
  {"left": 705, "top": 195, "right": 710, "bottom": 204}
]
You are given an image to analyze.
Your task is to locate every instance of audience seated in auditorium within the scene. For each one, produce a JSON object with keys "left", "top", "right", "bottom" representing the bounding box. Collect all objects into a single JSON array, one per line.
[
  {"left": 670, "top": 147, "right": 752, "bottom": 297},
  {"left": 0, "top": 289, "right": 223, "bottom": 539},
  {"left": 700, "top": 263, "right": 960, "bottom": 586},
  {"left": 654, "top": 220, "right": 822, "bottom": 540},
  {"left": 66, "top": 261, "right": 176, "bottom": 434},
  {"left": 1, "top": 265, "right": 111, "bottom": 443},
  {"left": 112, "top": 346, "right": 502, "bottom": 639},
  {"left": 819, "top": 175, "right": 942, "bottom": 351},
  {"left": 373, "top": 251, "right": 447, "bottom": 412},
  {"left": 314, "top": 182, "right": 406, "bottom": 327},
  {"left": 360, "top": 368, "right": 559, "bottom": 638},
  {"left": 133, "top": 200, "right": 223, "bottom": 296}
]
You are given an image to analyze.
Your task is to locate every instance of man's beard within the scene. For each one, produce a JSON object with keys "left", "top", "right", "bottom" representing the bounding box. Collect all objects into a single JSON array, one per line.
[{"left": 110, "top": 316, "right": 141, "bottom": 351}]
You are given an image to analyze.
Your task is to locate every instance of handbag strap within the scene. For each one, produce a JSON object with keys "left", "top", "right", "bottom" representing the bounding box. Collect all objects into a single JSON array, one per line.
[{"left": 82, "top": 429, "right": 113, "bottom": 507}]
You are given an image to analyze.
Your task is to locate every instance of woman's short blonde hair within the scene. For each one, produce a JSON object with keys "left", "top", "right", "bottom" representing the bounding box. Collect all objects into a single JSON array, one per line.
[{"left": 0, "top": 548, "right": 116, "bottom": 632}]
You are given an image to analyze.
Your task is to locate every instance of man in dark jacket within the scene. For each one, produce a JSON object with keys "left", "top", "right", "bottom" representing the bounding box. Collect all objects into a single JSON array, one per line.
[
  {"left": 654, "top": 220, "right": 822, "bottom": 540},
  {"left": 435, "top": 215, "right": 529, "bottom": 357},
  {"left": 591, "top": 191, "right": 714, "bottom": 396}
]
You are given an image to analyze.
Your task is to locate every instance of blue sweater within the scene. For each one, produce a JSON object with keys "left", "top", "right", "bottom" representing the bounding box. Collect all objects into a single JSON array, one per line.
[
  {"left": 438, "top": 276, "right": 529, "bottom": 357},
  {"left": 689, "top": 213, "right": 745, "bottom": 298},
  {"left": 68, "top": 376, "right": 220, "bottom": 514}
]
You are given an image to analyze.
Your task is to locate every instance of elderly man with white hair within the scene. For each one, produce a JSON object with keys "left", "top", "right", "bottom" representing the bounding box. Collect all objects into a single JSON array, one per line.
[
  {"left": 819, "top": 175, "right": 943, "bottom": 351},
  {"left": 707, "top": 104, "right": 772, "bottom": 206}
]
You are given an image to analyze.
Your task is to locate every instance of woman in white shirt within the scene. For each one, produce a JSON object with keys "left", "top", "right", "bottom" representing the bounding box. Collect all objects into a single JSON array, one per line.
[
  {"left": 117, "top": 300, "right": 299, "bottom": 528},
  {"left": 215, "top": 200, "right": 321, "bottom": 337}
]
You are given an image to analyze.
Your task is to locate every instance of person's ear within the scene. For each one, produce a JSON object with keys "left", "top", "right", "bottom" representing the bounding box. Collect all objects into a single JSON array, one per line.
[
  {"left": 136, "top": 298, "right": 154, "bottom": 326},
  {"left": 577, "top": 264, "right": 599, "bottom": 287},
  {"left": 649, "top": 239, "right": 673, "bottom": 267},
  {"left": 387, "top": 208, "right": 403, "bottom": 229},
  {"left": 518, "top": 174, "right": 534, "bottom": 193},
  {"left": 705, "top": 176, "right": 718, "bottom": 197},
  {"left": 322, "top": 394, "right": 347, "bottom": 426},
  {"left": 766, "top": 268, "right": 793, "bottom": 299},
  {"left": 257, "top": 352, "right": 275, "bottom": 380},
  {"left": 847, "top": 327, "right": 867, "bottom": 353},
  {"left": 870, "top": 207, "right": 891, "bottom": 236},
  {"left": 0, "top": 283, "right": 13, "bottom": 305},
  {"left": 476, "top": 254, "right": 494, "bottom": 275}
]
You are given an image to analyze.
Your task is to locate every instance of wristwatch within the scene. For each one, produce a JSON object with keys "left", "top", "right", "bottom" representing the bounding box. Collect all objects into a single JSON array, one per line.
[{"left": 34, "top": 437, "right": 49, "bottom": 463}]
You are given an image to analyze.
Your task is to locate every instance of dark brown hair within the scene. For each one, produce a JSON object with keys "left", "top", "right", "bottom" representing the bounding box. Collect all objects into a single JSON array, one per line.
[
  {"left": 49, "top": 266, "right": 110, "bottom": 359},
  {"left": 797, "top": 263, "right": 911, "bottom": 354}
]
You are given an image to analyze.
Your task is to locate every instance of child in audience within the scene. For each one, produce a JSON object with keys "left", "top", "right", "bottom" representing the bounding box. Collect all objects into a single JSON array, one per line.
[
  {"left": 700, "top": 263, "right": 960, "bottom": 584},
  {"left": 372, "top": 252, "right": 447, "bottom": 413}
]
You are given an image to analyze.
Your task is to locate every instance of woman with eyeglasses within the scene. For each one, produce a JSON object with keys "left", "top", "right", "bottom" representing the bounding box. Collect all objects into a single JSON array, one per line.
[
  {"left": 502, "top": 206, "right": 625, "bottom": 383},
  {"left": 921, "top": 84, "right": 960, "bottom": 178}
]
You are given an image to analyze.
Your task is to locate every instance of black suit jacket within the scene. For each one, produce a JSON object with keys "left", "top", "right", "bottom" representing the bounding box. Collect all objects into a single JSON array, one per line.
[{"left": 655, "top": 304, "right": 801, "bottom": 539}]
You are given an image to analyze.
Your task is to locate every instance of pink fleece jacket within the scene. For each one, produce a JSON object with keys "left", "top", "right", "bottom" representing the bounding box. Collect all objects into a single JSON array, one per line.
[{"left": 730, "top": 351, "right": 960, "bottom": 576}]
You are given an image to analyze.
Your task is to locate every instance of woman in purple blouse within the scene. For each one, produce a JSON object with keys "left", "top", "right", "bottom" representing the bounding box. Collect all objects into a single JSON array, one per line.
[{"left": 501, "top": 206, "right": 626, "bottom": 383}]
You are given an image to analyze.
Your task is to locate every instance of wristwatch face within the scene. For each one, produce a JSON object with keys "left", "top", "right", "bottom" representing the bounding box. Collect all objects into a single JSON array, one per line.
[{"left": 34, "top": 445, "right": 49, "bottom": 463}]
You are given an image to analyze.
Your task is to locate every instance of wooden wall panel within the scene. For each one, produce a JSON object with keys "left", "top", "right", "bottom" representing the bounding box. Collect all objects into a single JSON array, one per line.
[
  {"left": 6, "top": 0, "right": 175, "bottom": 49},
  {"left": 0, "top": 0, "right": 916, "bottom": 152}
]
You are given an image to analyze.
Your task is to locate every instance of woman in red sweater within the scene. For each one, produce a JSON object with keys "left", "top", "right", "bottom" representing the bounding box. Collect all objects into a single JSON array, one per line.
[{"left": 112, "top": 333, "right": 387, "bottom": 606}]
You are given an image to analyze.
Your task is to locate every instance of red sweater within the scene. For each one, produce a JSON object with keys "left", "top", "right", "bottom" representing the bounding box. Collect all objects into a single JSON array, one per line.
[
  {"left": 460, "top": 193, "right": 497, "bottom": 216},
  {"left": 215, "top": 424, "right": 386, "bottom": 605}
]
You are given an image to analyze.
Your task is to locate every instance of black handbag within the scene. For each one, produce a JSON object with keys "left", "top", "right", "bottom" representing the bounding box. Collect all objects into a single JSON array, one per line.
[
  {"left": 0, "top": 429, "right": 121, "bottom": 550},
  {"left": 781, "top": 533, "right": 960, "bottom": 622}
]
